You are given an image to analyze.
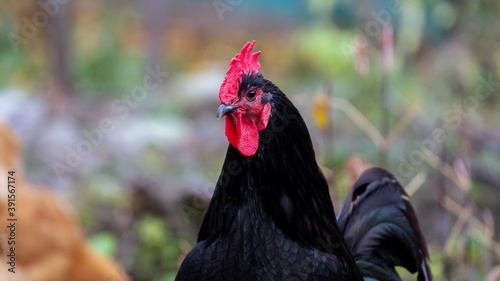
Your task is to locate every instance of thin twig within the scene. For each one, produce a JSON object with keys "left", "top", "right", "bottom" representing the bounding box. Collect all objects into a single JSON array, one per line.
[
  {"left": 405, "top": 170, "right": 427, "bottom": 196},
  {"left": 443, "top": 203, "right": 472, "bottom": 255},
  {"left": 379, "top": 25, "right": 393, "bottom": 168},
  {"left": 441, "top": 196, "right": 500, "bottom": 256},
  {"left": 331, "top": 97, "right": 384, "bottom": 148},
  {"left": 385, "top": 102, "right": 421, "bottom": 147},
  {"left": 422, "top": 148, "right": 470, "bottom": 191}
]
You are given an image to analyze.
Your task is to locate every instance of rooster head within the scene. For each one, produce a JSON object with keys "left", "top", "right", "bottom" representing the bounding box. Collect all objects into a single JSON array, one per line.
[{"left": 217, "top": 41, "right": 272, "bottom": 156}]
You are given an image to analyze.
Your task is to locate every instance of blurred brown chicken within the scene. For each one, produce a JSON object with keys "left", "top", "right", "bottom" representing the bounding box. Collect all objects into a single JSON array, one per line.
[{"left": 0, "top": 121, "right": 130, "bottom": 281}]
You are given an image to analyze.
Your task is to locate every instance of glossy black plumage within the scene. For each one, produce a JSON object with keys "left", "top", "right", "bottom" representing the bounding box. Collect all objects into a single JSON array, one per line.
[
  {"left": 337, "top": 168, "right": 432, "bottom": 281},
  {"left": 176, "top": 74, "right": 431, "bottom": 281}
]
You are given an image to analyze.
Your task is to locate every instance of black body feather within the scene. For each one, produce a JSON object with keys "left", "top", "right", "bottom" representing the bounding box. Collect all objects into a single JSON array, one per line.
[
  {"left": 337, "top": 168, "right": 432, "bottom": 281},
  {"left": 176, "top": 74, "right": 431, "bottom": 281}
]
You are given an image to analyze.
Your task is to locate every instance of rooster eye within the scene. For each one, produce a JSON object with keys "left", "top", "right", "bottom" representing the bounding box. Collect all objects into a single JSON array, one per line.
[{"left": 247, "top": 90, "right": 257, "bottom": 100}]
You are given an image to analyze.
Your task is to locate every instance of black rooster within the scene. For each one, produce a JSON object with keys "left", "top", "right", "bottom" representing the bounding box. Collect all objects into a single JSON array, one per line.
[{"left": 176, "top": 41, "right": 432, "bottom": 281}]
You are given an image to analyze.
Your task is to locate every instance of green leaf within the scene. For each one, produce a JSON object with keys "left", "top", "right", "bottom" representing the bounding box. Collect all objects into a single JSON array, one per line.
[{"left": 89, "top": 231, "right": 118, "bottom": 257}]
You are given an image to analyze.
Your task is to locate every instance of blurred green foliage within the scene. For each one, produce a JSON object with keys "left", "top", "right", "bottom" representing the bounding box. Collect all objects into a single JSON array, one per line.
[
  {"left": 134, "top": 215, "right": 181, "bottom": 281},
  {"left": 90, "top": 231, "right": 119, "bottom": 257}
]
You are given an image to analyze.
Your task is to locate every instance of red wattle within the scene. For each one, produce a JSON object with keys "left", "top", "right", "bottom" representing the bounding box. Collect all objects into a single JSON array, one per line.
[
  {"left": 225, "top": 117, "right": 238, "bottom": 149},
  {"left": 225, "top": 112, "right": 259, "bottom": 156}
]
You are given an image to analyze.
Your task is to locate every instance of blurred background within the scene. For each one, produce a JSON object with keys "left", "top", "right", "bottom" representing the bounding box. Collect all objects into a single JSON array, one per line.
[{"left": 1, "top": 0, "right": 499, "bottom": 280}]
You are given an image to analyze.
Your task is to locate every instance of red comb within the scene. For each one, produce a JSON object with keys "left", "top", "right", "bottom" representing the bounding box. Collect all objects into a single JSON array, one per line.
[{"left": 219, "top": 41, "right": 261, "bottom": 104}]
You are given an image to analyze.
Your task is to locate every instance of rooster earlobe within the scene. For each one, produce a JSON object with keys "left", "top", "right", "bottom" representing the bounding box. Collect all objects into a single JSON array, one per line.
[{"left": 257, "top": 103, "right": 271, "bottom": 131}]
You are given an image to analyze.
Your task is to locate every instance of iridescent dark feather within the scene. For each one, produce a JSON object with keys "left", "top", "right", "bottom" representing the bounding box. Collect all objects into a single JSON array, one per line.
[{"left": 337, "top": 167, "right": 432, "bottom": 281}]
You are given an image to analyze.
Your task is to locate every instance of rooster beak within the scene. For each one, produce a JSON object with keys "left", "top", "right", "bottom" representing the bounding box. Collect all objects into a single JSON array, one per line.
[{"left": 217, "top": 104, "right": 240, "bottom": 119}]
